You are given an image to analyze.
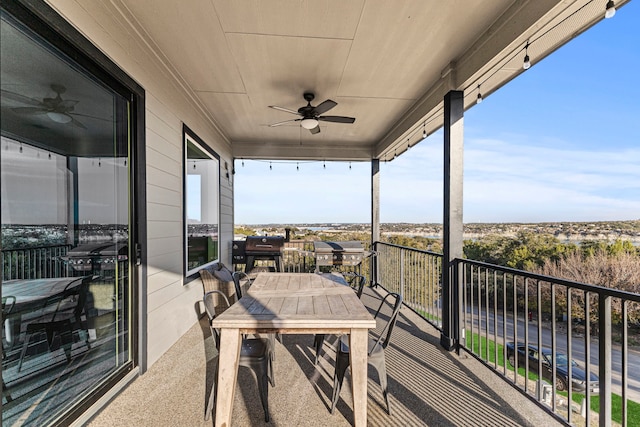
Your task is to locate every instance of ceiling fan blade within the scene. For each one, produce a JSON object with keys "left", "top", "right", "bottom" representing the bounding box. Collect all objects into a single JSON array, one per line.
[
  {"left": 269, "top": 118, "right": 301, "bottom": 127},
  {"left": 70, "top": 112, "right": 113, "bottom": 122},
  {"left": 12, "top": 107, "right": 47, "bottom": 115},
  {"left": 313, "top": 99, "right": 337, "bottom": 115},
  {"left": 69, "top": 117, "right": 87, "bottom": 129},
  {"left": 309, "top": 125, "right": 320, "bottom": 135},
  {"left": 269, "top": 105, "right": 301, "bottom": 116},
  {"left": 317, "top": 115, "right": 355, "bottom": 124},
  {"left": 1, "top": 89, "right": 43, "bottom": 107},
  {"left": 59, "top": 99, "right": 79, "bottom": 109}
]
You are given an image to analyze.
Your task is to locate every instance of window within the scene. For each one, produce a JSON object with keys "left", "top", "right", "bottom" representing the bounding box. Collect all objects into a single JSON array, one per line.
[{"left": 184, "top": 126, "right": 220, "bottom": 276}]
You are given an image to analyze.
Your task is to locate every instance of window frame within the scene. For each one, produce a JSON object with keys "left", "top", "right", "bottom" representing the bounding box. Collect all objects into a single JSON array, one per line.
[{"left": 183, "top": 124, "right": 221, "bottom": 279}]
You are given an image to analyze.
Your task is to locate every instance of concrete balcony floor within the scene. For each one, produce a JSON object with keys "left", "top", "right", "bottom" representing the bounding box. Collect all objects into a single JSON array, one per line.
[{"left": 88, "top": 287, "right": 563, "bottom": 426}]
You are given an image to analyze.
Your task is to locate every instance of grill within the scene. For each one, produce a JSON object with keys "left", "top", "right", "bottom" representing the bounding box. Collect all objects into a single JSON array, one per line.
[
  {"left": 313, "top": 241, "right": 364, "bottom": 271},
  {"left": 63, "top": 242, "right": 128, "bottom": 277},
  {"left": 238, "top": 236, "right": 285, "bottom": 272}
]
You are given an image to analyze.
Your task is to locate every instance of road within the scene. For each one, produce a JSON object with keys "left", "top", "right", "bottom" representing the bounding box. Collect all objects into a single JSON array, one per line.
[{"left": 464, "top": 307, "right": 640, "bottom": 402}]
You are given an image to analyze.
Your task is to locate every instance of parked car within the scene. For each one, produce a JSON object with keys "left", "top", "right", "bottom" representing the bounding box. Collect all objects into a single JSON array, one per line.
[{"left": 506, "top": 342, "right": 599, "bottom": 393}]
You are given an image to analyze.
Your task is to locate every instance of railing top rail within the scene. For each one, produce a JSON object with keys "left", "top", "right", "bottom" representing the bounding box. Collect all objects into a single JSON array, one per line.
[
  {"left": 457, "top": 257, "right": 640, "bottom": 302},
  {"left": 374, "top": 241, "right": 443, "bottom": 258},
  {"left": 2, "top": 244, "right": 72, "bottom": 252}
]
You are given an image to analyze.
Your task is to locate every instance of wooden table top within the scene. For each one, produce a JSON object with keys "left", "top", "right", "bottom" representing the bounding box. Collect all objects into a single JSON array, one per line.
[{"left": 211, "top": 273, "right": 376, "bottom": 331}]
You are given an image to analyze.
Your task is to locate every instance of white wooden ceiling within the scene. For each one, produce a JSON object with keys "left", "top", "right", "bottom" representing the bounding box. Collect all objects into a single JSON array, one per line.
[{"left": 117, "top": 0, "right": 624, "bottom": 161}]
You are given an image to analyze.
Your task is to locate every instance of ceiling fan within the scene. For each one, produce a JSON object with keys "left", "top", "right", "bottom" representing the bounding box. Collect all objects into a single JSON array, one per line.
[
  {"left": 2, "top": 84, "right": 93, "bottom": 129},
  {"left": 268, "top": 92, "right": 355, "bottom": 134}
]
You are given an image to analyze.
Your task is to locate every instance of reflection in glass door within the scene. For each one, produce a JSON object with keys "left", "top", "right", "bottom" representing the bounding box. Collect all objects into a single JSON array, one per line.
[{"left": 1, "top": 10, "right": 132, "bottom": 426}]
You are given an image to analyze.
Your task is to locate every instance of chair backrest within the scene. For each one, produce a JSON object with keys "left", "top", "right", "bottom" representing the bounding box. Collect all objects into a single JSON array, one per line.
[
  {"left": 203, "top": 290, "right": 231, "bottom": 349},
  {"left": 349, "top": 274, "right": 366, "bottom": 299},
  {"left": 370, "top": 292, "right": 403, "bottom": 354},
  {"left": 2, "top": 296, "right": 16, "bottom": 317},
  {"left": 200, "top": 262, "right": 237, "bottom": 301},
  {"left": 231, "top": 271, "right": 251, "bottom": 300}
]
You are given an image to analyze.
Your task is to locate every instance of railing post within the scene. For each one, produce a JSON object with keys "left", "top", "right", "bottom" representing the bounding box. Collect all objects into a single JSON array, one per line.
[
  {"left": 399, "top": 248, "right": 405, "bottom": 299},
  {"left": 599, "top": 294, "right": 611, "bottom": 427},
  {"left": 371, "top": 242, "right": 379, "bottom": 287}
]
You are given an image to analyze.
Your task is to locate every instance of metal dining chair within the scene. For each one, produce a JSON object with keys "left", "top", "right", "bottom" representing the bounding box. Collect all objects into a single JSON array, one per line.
[
  {"left": 203, "top": 290, "right": 273, "bottom": 422},
  {"left": 17, "top": 276, "right": 92, "bottom": 372},
  {"left": 313, "top": 273, "right": 367, "bottom": 365},
  {"left": 330, "top": 292, "right": 403, "bottom": 415},
  {"left": 232, "top": 271, "right": 281, "bottom": 357}
]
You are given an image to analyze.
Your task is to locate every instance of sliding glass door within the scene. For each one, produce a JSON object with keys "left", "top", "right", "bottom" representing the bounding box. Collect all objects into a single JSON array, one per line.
[{"left": 1, "top": 5, "right": 136, "bottom": 425}]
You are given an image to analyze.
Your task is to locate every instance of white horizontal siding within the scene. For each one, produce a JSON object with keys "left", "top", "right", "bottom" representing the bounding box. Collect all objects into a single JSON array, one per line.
[{"left": 47, "top": 0, "right": 234, "bottom": 370}]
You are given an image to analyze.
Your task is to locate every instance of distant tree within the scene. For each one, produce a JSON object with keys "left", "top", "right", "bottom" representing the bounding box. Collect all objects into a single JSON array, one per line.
[
  {"left": 463, "top": 232, "right": 573, "bottom": 270},
  {"left": 534, "top": 246, "right": 640, "bottom": 325},
  {"left": 234, "top": 226, "right": 256, "bottom": 236}
]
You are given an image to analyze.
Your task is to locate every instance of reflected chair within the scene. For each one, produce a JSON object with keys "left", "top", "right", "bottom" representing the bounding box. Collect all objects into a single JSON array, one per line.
[
  {"left": 2, "top": 296, "right": 16, "bottom": 403},
  {"left": 203, "top": 290, "right": 273, "bottom": 422},
  {"left": 17, "top": 276, "right": 92, "bottom": 372},
  {"left": 313, "top": 273, "right": 367, "bottom": 365},
  {"left": 330, "top": 292, "right": 403, "bottom": 415}
]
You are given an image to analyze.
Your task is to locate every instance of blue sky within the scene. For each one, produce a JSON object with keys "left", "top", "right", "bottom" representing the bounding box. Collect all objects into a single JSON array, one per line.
[{"left": 235, "top": 2, "right": 640, "bottom": 224}]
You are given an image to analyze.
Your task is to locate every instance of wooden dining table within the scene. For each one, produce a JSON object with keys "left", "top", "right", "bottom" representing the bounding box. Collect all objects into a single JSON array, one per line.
[{"left": 210, "top": 272, "right": 376, "bottom": 426}]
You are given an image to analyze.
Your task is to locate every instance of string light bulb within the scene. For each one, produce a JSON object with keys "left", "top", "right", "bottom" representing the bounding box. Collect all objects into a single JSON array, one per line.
[
  {"left": 269, "top": 162, "right": 272, "bottom": 170},
  {"left": 523, "top": 42, "right": 531, "bottom": 70},
  {"left": 241, "top": 158, "right": 245, "bottom": 167},
  {"left": 422, "top": 122, "right": 427, "bottom": 139},
  {"left": 19, "top": 143, "right": 23, "bottom": 153},
  {"left": 349, "top": 162, "right": 352, "bottom": 170},
  {"left": 477, "top": 85, "right": 483, "bottom": 104},
  {"left": 605, "top": 0, "right": 616, "bottom": 18},
  {"left": 296, "top": 162, "right": 299, "bottom": 171}
]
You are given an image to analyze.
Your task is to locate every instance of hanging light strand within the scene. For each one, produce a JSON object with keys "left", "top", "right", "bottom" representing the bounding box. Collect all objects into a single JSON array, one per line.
[{"left": 605, "top": 0, "right": 616, "bottom": 18}]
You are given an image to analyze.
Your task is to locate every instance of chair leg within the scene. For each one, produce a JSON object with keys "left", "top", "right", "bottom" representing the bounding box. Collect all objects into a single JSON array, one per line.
[
  {"left": 254, "top": 363, "right": 270, "bottom": 422},
  {"left": 204, "top": 380, "right": 216, "bottom": 421},
  {"left": 330, "top": 352, "right": 350, "bottom": 414},
  {"left": 313, "top": 334, "right": 325, "bottom": 365},
  {"left": 17, "top": 332, "right": 34, "bottom": 372},
  {"left": 372, "top": 357, "right": 390, "bottom": 414}
]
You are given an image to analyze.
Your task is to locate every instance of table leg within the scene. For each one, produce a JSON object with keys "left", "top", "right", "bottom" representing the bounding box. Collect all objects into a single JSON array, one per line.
[
  {"left": 349, "top": 328, "right": 368, "bottom": 426},
  {"left": 214, "top": 328, "right": 241, "bottom": 427}
]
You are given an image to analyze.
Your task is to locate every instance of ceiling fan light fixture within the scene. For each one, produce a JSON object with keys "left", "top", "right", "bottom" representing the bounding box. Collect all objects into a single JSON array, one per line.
[
  {"left": 47, "top": 111, "right": 72, "bottom": 123},
  {"left": 300, "top": 118, "right": 318, "bottom": 130}
]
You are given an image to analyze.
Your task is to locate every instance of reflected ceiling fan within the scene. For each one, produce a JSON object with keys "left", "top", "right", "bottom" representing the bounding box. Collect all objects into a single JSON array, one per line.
[
  {"left": 2, "top": 84, "right": 98, "bottom": 129},
  {"left": 268, "top": 92, "right": 355, "bottom": 134}
]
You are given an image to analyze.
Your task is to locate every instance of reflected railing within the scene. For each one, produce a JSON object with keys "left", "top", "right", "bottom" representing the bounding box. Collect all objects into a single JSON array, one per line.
[{"left": 2, "top": 244, "right": 71, "bottom": 281}]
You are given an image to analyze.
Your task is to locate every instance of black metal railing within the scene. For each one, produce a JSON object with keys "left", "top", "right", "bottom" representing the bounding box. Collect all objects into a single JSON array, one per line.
[
  {"left": 373, "top": 242, "right": 444, "bottom": 331},
  {"left": 2, "top": 244, "right": 71, "bottom": 281},
  {"left": 458, "top": 258, "right": 639, "bottom": 427},
  {"left": 368, "top": 241, "right": 638, "bottom": 427}
]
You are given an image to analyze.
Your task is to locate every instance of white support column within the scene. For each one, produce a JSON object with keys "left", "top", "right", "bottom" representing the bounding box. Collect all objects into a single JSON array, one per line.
[
  {"left": 441, "top": 90, "right": 464, "bottom": 351},
  {"left": 371, "top": 159, "right": 380, "bottom": 286}
]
